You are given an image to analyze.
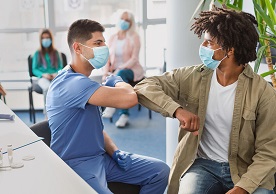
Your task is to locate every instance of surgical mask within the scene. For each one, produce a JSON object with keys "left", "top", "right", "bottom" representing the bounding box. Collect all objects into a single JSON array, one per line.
[
  {"left": 79, "top": 43, "right": 109, "bottom": 69},
  {"left": 42, "top": 38, "right": 52, "bottom": 48},
  {"left": 199, "top": 45, "right": 227, "bottom": 70},
  {"left": 119, "top": 19, "right": 130, "bottom": 31}
]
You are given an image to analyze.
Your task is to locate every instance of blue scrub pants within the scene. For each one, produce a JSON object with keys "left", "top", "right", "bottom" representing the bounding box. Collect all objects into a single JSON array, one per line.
[
  {"left": 179, "top": 158, "right": 274, "bottom": 194},
  {"left": 70, "top": 153, "right": 170, "bottom": 194},
  {"left": 116, "top": 69, "right": 134, "bottom": 116}
]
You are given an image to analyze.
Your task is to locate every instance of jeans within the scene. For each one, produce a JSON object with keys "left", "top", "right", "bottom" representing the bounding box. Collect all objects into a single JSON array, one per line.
[
  {"left": 178, "top": 158, "right": 274, "bottom": 194},
  {"left": 116, "top": 69, "right": 134, "bottom": 116}
]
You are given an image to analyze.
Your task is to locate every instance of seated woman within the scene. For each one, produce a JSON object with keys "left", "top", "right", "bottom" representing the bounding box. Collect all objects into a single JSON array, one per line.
[
  {"left": 102, "top": 10, "right": 144, "bottom": 128},
  {"left": 32, "top": 29, "right": 63, "bottom": 113}
]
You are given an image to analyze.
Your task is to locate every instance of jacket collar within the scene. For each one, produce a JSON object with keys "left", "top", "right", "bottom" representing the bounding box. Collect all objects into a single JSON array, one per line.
[{"left": 197, "top": 63, "right": 254, "bottom": 79}]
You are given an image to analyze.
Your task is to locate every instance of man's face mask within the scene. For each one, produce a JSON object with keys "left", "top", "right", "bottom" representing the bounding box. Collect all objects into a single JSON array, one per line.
[
  {"left": 79, "top": 43, "right": 109, "bottom": 69},
  {"left": 42, "top": 38, "right": 52, "bottom": 48},
  {"left": 199, "top": 45, "right": 227, "bottom": 70}
]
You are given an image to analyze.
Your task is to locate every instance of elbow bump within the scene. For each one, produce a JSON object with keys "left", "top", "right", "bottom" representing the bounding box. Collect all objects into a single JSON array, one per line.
[{"left": 124, "top": 96, "right": 138, "bottom": 108}]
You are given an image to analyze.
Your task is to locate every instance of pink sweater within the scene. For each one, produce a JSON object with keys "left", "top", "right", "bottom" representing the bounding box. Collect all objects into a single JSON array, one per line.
[{"left": 104, "top": 32, "right": 144, "bottom": 82}]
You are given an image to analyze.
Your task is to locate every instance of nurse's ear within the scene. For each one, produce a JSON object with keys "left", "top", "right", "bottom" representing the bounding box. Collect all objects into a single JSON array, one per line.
[{"left": 72, "top": 42, "right": 82, "bottom": 55}]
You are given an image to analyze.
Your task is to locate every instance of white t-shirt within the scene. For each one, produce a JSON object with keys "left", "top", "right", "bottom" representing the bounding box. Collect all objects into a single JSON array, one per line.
[
  {"left": 197, "top": 69, "right": 237, "bottom": 162},
  {"left": 114, "top": 39, "right": 126, "bottom": 69}
]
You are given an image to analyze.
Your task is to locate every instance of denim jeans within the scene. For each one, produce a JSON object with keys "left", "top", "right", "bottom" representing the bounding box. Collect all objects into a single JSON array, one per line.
[
  {"left": 178, "top": 158, "right": 274, "bottom": 194},
  {"left": 116, "top": 69, "right": 134, "bottom": 115}
]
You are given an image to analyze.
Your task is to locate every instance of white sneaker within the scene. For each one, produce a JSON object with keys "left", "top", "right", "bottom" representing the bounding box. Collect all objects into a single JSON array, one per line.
[
  {"left": 115, "top": 114, "right": 129, "bottom": 128},
  {"left": 102, "top": 107, "right": 116, "bottom": 118}
]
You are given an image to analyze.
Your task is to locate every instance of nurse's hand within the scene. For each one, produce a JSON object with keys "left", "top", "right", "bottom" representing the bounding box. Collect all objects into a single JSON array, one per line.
[
  {"left": 112, "top": 150, "right": 132, "bottom": 171},
  {"left": 102, "top": 75, "right": 124, "bottom": 87}
]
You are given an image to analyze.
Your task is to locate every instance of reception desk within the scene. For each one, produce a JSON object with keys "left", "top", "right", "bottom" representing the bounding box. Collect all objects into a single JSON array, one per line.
[{"left": 0, "top": 100, "right": 97, "bottom": 194}]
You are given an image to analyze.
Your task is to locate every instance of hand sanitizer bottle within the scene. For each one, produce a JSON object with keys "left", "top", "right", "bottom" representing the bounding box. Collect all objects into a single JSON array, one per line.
[{"left": 7, "top": 144, "right": 13, "bottom": 165}]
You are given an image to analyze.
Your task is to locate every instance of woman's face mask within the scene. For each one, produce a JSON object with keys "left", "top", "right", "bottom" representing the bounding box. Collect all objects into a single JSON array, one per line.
[
  {"left": 42, "top": 38, "right": 52, "bottom": 48},
  {"left": 199, "top": 45, "right": 227, "bottom": 70},
  {"left": 79, "top": 43, "right": 109, "bottom": 69},
  {"left": 119, "top": 19, "right": 130, "bottom": 31}
]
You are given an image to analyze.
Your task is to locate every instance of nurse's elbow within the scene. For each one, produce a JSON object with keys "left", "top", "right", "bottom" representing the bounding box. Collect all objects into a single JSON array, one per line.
[{"left": 124, "top": 94, "right": 138, "bottom": 108}]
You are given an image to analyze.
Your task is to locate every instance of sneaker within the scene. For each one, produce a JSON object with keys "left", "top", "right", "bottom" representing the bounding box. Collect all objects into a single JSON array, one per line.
[
  {"left": 102, "top": 107, "right": 116, "bottom": 118},
  {"left": 115, "top": 114, "right": 129, "bottom": 128}
]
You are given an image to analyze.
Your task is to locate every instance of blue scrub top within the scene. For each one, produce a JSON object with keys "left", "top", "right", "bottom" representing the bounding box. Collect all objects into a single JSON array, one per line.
[{"left": 46, "top": 68, "right": 105, "bottom": 163}]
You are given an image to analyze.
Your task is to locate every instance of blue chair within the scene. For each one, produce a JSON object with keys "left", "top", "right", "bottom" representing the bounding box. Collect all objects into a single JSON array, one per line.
[{"left": 28, "top": 53, "right": 67, "bottom": 123}]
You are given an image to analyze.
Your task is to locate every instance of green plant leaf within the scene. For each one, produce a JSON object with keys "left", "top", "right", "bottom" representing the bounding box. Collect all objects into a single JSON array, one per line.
[
  {"left": 260, "top": 69, "right": 276, "bottom": 77},
  {"left": 265, "top": 0, "right": 276, "bottom": 24},
  {"left": 272, "top": 0, "right": 276, "bottom": 9},
  {"left": 253, "top": 1, "right": 276, "bottom": 35},
  {"left": 255, "top": 45, "right": 268, "bottom": 73}
]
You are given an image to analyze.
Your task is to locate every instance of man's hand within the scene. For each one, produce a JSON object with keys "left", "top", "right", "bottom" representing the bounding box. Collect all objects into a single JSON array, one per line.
[
  {"left": 112, "top": 150, "right": 132, "bottom": 171},
  {"left": 174, "top": 107, "right": 200, "bottom": 135},
  {"left": 226, "top": 186, "right": 248, "bottom": 194},
  {"left": 102, "top": 75, "right": 124, "bottom": 87}
]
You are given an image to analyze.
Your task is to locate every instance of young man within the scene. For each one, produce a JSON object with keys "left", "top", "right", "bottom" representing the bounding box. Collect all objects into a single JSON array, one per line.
[
  {"left": 46, "top": 19, "right": 169, "bottom": 194},
  {"left": 135, "top": 6, "right": 276, "bottom": 194}
]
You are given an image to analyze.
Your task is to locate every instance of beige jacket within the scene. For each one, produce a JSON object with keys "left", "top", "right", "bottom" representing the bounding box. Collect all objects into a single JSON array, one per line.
[{"left": 134, "top": 64, "right": 276, "bottom": 194}]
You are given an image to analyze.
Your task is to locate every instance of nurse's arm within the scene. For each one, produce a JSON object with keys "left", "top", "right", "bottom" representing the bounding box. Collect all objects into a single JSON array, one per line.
[{"left": 103, "top": 131, "right": 118, "bottom": 156}]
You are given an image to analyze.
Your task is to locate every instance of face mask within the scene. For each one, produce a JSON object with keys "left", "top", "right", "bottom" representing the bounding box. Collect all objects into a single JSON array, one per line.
[
  {"left": 42, "top": 38, "right": 52, "bottom": 48},
  {"left": 119, "top": 19, "right": 130, "bottom": 31},
  {"left": 199, "top": 45, "right": 227, "bottom": 70},
  {"left": 79, "top": 43, "right": 109, "bottom": 69}
]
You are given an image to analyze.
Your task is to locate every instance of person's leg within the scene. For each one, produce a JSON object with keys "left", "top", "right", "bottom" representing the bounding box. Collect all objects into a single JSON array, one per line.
[
  {"left": 105, "top": 153, "right": 170, "bottom": 194},
  {"left": 38, "top": 78, "right": 51, "bottom": 114},
  {"left": 116, "top": 69, "right": 134, "bottom": 117},
  {"left": 179, "top": 158, "right": 228, "bottom": 194},
  {"left": 252, "top": 188, "right": 274, "bottom": 194},
  {"left": 69, "top": 156, "right": 113, "bottom": 194},
  {"left": 116, "top": 69, "right": 134, "bottom": 83}
]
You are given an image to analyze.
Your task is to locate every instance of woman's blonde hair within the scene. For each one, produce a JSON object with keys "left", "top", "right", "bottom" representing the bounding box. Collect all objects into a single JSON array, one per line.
[{"left": 117, "top": 10, "right": 137, "bottom": 36}]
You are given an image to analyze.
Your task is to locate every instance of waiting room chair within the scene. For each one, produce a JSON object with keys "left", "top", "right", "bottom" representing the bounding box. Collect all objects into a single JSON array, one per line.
[
  {"left": 0, "top": 94, "right": 6, "bottom": 104},
  {"left": 28, "top": 53, "right": 67, "bottom": 123},
  {"left": 30, "top": 120, "right": 141, "bottom": 194}
]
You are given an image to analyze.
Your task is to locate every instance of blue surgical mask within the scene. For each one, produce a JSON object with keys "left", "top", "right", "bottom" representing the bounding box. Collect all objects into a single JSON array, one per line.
[
  {"left": 119, "top": 19, "right": 130, "bottom": 31},
  {"left": 199, "top": 45, "right": 226, "bottom": 70},
  {"left": 80, "top": 43, "right": 109, "bottom": 69},
  {"left": 42, "top": 38, "right": 52, "bottom": 48}
]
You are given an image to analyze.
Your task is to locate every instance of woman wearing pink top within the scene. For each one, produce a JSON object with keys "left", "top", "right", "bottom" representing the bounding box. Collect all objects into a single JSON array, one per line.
[{"left": 102, "top": 10, "right": 144, "bottom": 128}]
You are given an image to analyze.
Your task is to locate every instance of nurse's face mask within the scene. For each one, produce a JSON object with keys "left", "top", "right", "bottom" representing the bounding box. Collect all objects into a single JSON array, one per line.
[{"left": 79, "top": 43, "right": 109, "bottom": 69}]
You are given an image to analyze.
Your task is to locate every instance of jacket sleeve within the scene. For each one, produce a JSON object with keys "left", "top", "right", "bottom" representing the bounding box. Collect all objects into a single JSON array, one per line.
[
  {"left": 236, "top": 85, "right": 276, "bottom": 193},
  {"left": 119, "top": 33, "right": 140, "bottom": 69},
  {"left": 32, "top": 51, "right": 44, "bottom": 78},
  {"left": 134, "top": 68, "right": 190, "bottom": 118}
]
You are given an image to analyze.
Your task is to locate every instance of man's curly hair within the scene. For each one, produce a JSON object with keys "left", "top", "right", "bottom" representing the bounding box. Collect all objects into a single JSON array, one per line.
[{"left": 191, "top": 5, "right": 259, "bottom": 65}]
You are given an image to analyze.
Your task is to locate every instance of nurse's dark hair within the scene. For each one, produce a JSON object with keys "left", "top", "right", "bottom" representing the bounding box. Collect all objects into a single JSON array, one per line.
[
  {"left": 191, "top": 5, "right": 259, "bottom": 65},
  {"left": 67, "top": 19, "right": 105, "bottom": 52}
]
